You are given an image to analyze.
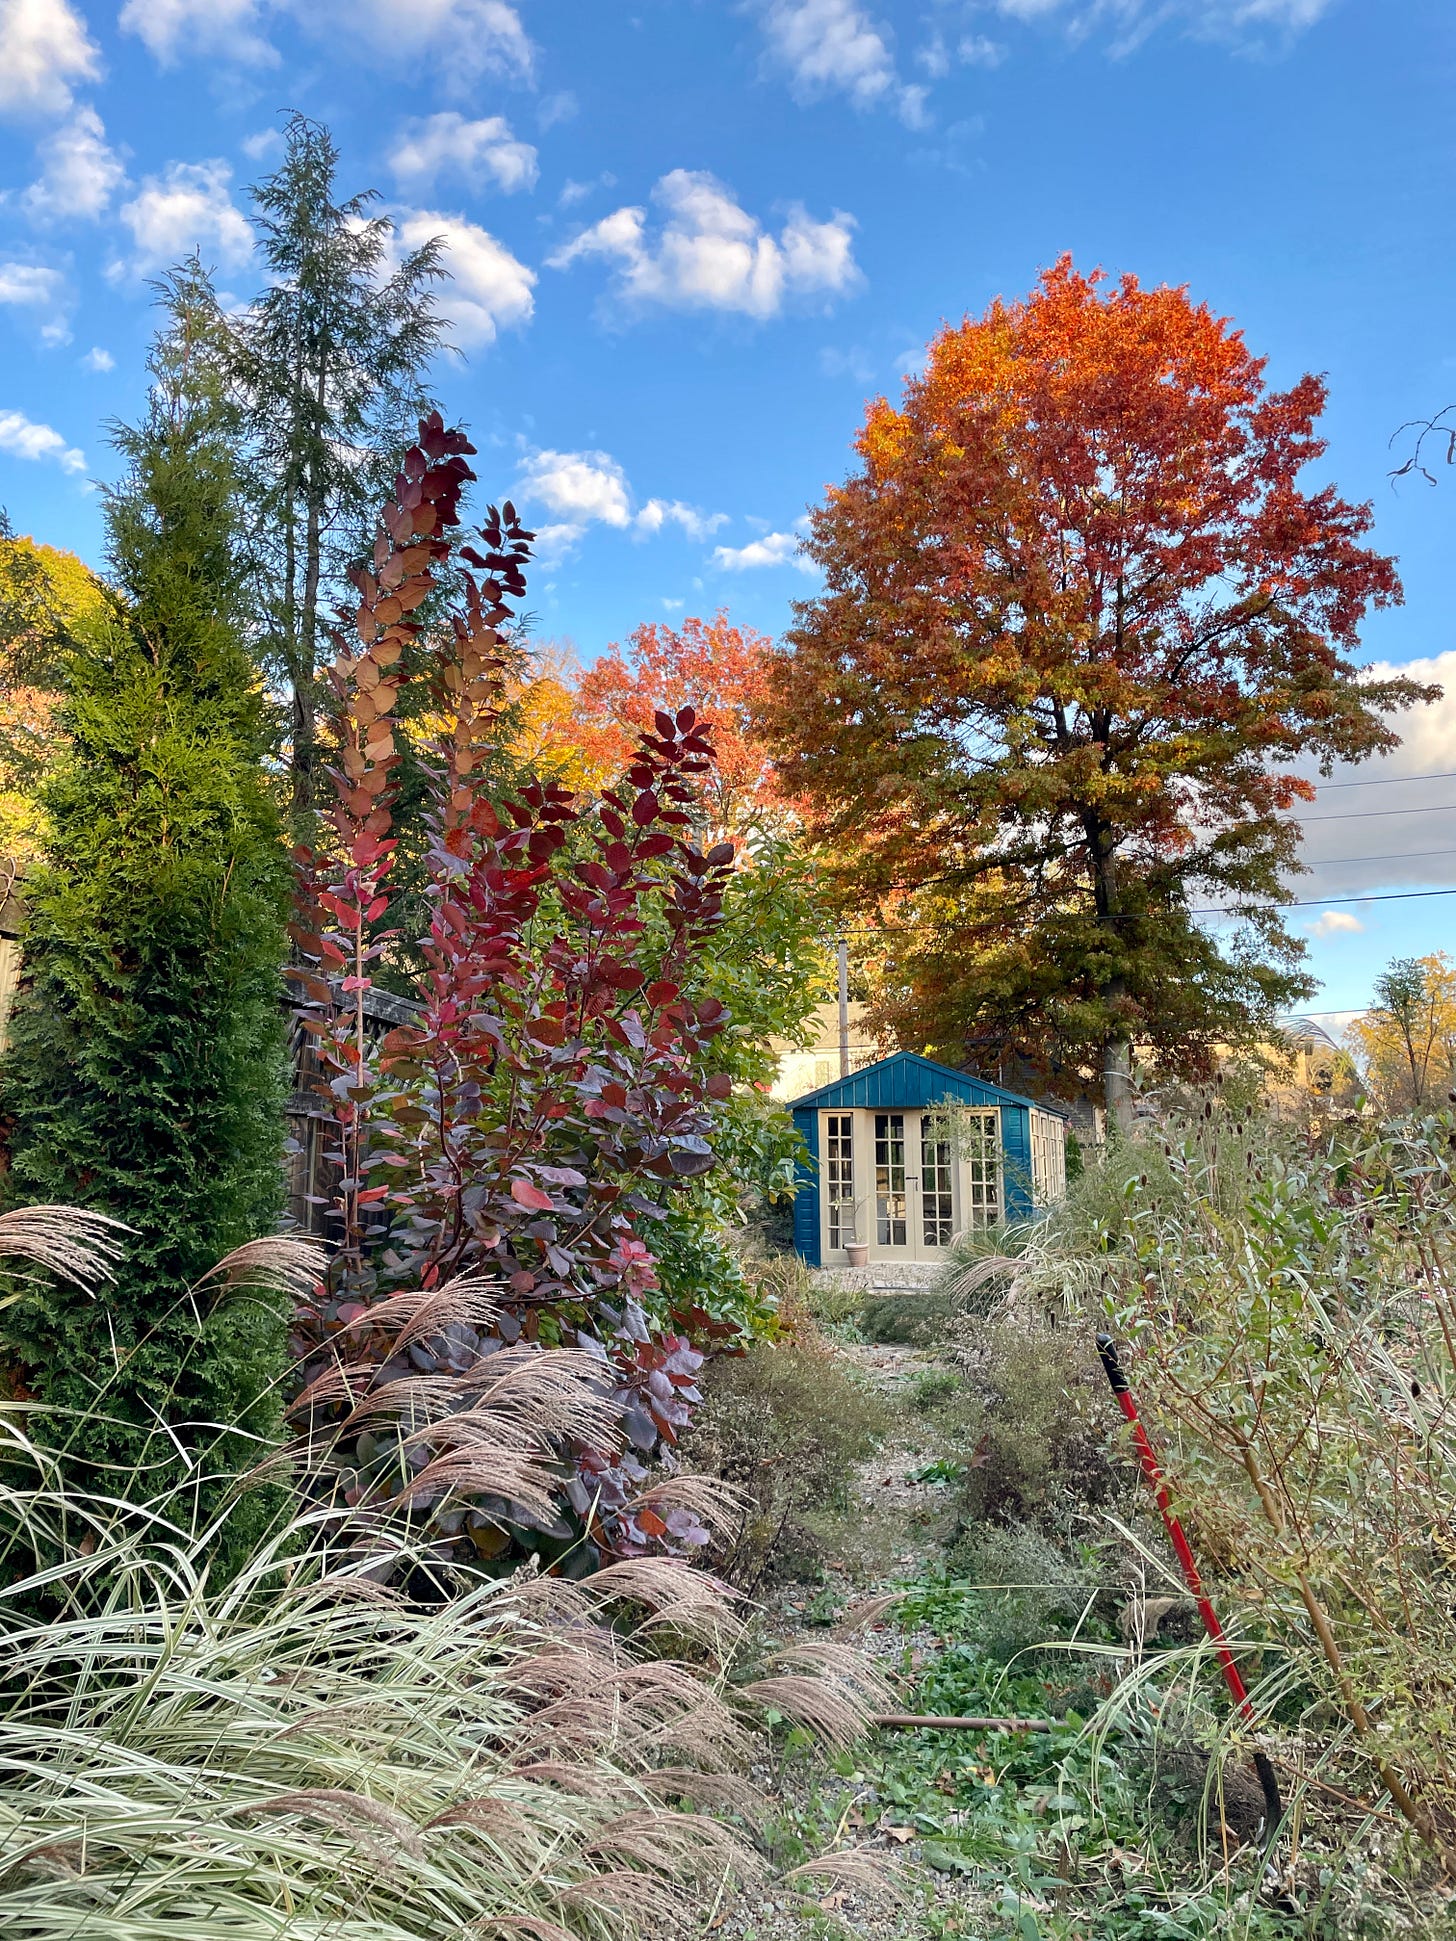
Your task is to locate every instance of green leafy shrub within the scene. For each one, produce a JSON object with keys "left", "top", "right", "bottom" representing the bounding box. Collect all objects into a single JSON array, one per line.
[
  {"left": 0, "top": 349, "right": 290, "bottom": 1538},
  {"left": 681, "top": 1318, "right": 887, "bottom": 1590}
]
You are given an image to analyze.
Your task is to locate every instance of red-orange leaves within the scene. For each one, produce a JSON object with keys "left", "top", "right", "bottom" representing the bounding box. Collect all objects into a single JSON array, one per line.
[{"left": 760, "top": 258, "right": 1435, "bottom": 1094}]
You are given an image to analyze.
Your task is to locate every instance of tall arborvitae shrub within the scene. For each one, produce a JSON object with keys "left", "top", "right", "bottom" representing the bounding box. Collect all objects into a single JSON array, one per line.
[{"left": 0, "top": 362, "right": 291, "bottom": 1511}]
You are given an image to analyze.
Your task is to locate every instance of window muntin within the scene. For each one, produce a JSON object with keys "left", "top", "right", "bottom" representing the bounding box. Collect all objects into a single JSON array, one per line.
[
  {"left": 825, "top": 1112, "right": 856, "bottom": 1249},
  {"left": 874, "top": 1112, "right": 907, "bottom": 1246},
  {"left": 1030, "top": 1109, "right": 1066, "bottom": 1206},
  {"left": 921, "top": 1123, "right": 955, "bottom": 1247},
  {"left": 959, "top": 1108, "right": 1001, "bottom": 1231}
]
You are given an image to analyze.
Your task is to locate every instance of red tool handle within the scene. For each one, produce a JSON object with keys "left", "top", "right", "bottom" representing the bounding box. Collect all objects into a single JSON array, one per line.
[{"left": 1096, "top": 1333, "right": 1282, "bottom": 1847}]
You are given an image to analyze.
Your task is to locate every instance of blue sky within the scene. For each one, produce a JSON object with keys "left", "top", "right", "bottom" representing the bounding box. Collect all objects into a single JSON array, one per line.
[{"left": 0, "top": 0, "right": 1451, "bottom": 1018}]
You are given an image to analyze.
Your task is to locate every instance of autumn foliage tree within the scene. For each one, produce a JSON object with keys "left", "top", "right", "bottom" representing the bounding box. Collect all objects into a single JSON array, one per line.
[
  {"left": 1347, "top": 953, "right": 1456, "bottom": 1113},
  {"left": 761, "top": 258, "right": 1432, "bottom": 1116},
  {"left": 567, "top": 612, "right": 789, "bottom": 841}
]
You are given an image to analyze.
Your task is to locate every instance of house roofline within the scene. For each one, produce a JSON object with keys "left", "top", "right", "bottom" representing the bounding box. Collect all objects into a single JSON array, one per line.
[{"left": 787, "top": 1048, "right": 1071, "bottom": 1119}]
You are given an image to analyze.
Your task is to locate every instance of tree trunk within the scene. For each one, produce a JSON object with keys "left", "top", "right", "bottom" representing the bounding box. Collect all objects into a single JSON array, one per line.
[{"left": 1087, "top": 814, "right": 1134, "bottom": 1135}]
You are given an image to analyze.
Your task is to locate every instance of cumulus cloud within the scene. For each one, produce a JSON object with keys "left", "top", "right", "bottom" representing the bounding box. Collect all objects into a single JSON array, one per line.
[
  {"left": 114, "top": 158, "right": 253, "bottom": 277},
  {"left": 81, "top": 344, "right": 113, "bottom": 371},
  {"left": 635, "top": 498, "right": 727, "bottom": 541},
  {"left": 121, "top": 0, "right": 535, "bottom": 81},
  {"left": 0, "top": 406, "right": 83, "bottom": 472},
  {"left": 0, "top": 0, "right": 99, "bottom": 118},
  {"left": 0, "top": 259, "right": 70, "bottom": 340},
  {"left": 388, "top": 113, "right": 537, "bottom": 195},
  {"left": 515, "top": 448, "right": 722, "bottom": 557},
  {"left": 1305, "top": 909, "right": 1364, "bottom": 940},
  {"left": 1289, "top": 649, "right": 1456, "bottom": 899},
  {"left": 392, "top": 209, "right": 534, "bottom": 348},
  {"left": 711, "top": 530, "right": 814, "bottom": 573},
  {"left": 759, "top": 0, "right": 927, "bottom": 124},
  {"left": 549, "top": 169, "right": 860, "bottom": 320},
  {"left": 22, "top": 106, "right": 125, "bottom": 221}
]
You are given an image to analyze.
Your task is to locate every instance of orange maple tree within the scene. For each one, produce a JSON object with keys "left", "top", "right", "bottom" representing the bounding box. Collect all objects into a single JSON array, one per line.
[
  {"left": 567, "top": 612, "right": 788, "bottom": 839},
  {"left": 760, "top": 257, "right": 1434, "bottom": 1113}
]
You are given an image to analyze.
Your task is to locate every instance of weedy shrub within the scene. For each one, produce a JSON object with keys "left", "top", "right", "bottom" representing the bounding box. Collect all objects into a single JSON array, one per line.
[
  {"left": 1015, "top": 1096, "right": 1456, "bottom": 1878},
  {"left": 941, "top": 1307, "right": 1127, "bottom": 1536},
  {"left": 680, "top": 1316, "right": 887, "bottom": 1591}
]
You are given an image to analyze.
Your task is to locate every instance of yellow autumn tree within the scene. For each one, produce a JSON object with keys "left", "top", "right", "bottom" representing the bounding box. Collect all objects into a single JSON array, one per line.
[
  {"left": 1347, "top": 952, "right": 1456, "bottom": 1113},
  {"left": 0, "top": 525, "right": 108, "bottom": 863}
]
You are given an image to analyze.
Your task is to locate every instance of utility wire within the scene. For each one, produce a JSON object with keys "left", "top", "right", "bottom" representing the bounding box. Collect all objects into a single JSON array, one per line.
[
  {"left": 1298, "top": 847, "right": 1456, "bottom": 868},
  {"left": 833, "top": 883, "right": 1456, "bottom": 935},
  {"left": 1305, "top": 766, "right": 1456, "bottom": 792},
  {"left": 1300, "top": 801, "right": 1456, "bottom": 823}
]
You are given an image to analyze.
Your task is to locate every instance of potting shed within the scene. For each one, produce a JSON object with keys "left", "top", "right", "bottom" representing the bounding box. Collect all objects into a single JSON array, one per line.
[{"left": 788, "top": 1051, "right": 1070, "bottom": 1269}]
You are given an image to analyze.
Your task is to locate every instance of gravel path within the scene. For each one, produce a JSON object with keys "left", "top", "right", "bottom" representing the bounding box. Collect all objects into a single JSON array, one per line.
[{"left": 698, "top": 1339, "right": 1004, "bottom": 1941}]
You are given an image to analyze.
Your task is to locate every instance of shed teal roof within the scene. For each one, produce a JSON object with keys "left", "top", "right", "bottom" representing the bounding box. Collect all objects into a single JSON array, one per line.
[{"left": 787, "top": 1049, "right": 1069, "bottom": 1118}]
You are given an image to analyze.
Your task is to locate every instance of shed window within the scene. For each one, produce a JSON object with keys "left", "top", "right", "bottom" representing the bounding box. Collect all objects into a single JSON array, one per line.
[
  {"left": 1030, "top": 1110, "right": 1067, "bottom": 1205},
  {"left": 959, "top": 1108, "right": 1001, "bottom": 1231},
  {"left": 921, "top": 1123, "right": 955, "bottom": 1247},
  {"left": 825, "top": 1112, "right": 856, "bottom": 1249},
  {"left": 874, "top": 1112, "right": 907, "bottom": 1246}
]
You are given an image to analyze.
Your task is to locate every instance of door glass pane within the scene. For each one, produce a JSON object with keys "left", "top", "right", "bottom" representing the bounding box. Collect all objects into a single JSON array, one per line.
[
  {"left": 825, "top": 1113, "right": 856, "bottom": 1248},
  {"left": 875, "top": 1112, "right": 907, "bottom": 1246},
  {"left": 921, "top": 1124, "right": 955, "bottom": 1247},
  {"left": 963, "top": 1109, "right": 1000, "bottom": 1231}
]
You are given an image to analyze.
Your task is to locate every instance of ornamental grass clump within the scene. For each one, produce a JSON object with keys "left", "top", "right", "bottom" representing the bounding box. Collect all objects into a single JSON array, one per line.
[{"left": 0, "top": 1215, "right": 885, "bottom": 1939}]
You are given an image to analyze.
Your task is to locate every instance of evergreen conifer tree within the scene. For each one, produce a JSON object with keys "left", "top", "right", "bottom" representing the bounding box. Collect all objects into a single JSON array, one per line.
[{"left": 0, "top": 304, "right": 292, "bottom": 1521}]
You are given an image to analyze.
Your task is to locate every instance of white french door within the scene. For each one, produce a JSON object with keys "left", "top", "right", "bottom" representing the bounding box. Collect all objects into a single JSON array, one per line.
[{"left": 821, "top": 1108, "right": 1000, "bottom": 1264}]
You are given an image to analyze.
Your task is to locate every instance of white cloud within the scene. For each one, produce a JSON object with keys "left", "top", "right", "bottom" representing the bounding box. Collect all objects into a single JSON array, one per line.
[
  {"left": 81, "top": 344, "right": 113, "bottom": 371},
  {"left": 0, "top": 260, "right": 64, "bottom": 308},
  {"left": 635, "top": 498, "right": 728, "bottom": 541},
  {"left": 0, "top": 0, "right": 99, "bottom": 118},
  {"left": 22, "top": 106, "right": 125, "bottom": 221},
  {"left": 1305, "top": 910, "right": 1364, "bottom": 940},
  {"left": 521, "top": 448, "right": 633, "bottom": 530},
  {"left": 959, "top": 33, "right": 1008, "bottom": 65},
  {"left": 118, "top": 0, "right": 275, "bottom": 64},
  {"left": 549, "top": 169, "right": 860, "bottom": 320},
  {"left": 122, "top": 0, "right": 535, "bottom": 80},
  {"left": 0, "top": 406, "right": 82, "bottom": 472},
  {"left": 759, "top": 0, "right": 927, "bottom": 124},
  {"left": 0, "top": 258, "right": 70, "bottom": 339},
  {"left": 388, "top": 113, "right": 537, "bottom": 195},
  {"left": 392, "top": 209, "right": 534, "bottom": 348},
  {"left": 1290, "top": 649, "right": 1456, "bottom": 898},
  {"left": 114, "top": 158, "right": 253, "bottom": 277},
  {"left": 711, "top": 530, "right": 813, "bottom": 573},
  {"left": 240, "top": 126, "right": 283, "bottom": 160},
  {"left": 990, "top": 0, "right": 1332, "bottom": 48},
  {"left": 536, "top": 89, "right": 577, "bottom": 129},
  {"left": 559, "top": 172, "right": 616, "bottom": 208},
  {"left": 515, "top": 448, "right": 722, "bottom": 557}
]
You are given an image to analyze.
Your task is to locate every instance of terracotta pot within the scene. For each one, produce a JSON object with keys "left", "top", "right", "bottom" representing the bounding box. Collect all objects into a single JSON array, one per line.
[{"left": 845, "top": 1242, "right": 869, "bottom": 1269}]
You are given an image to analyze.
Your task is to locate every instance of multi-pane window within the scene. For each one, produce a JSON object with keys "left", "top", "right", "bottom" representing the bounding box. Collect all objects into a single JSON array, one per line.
[
  {"left": 1030, "top": 1109, "right": 1067, "bottom": 1206},
  {"left": 825, "top": 1113, "right": 856, "bottom": 1249},
  {"left": 874, "top": 1112, "right": 907, "bottom": 1246},
  {"left": 921, "top": 1124, "right": 955, "bottom": 1247},
  {"left": 961, "top": 1109, "right": 1001, "bottom": 1231}
]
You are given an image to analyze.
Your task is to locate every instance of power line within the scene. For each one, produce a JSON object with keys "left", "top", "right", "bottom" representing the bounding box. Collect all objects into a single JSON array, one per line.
[
  {"left": 1306, "top": 766, "right": 1456, "bottom": 792},
  {"left": 1300, "top": 847, "right": 1456, "bottom": 868},
  {"left": 833, "top": 883, "right": 1456, "bottom": 935},
  {"left": 1300, "top": 801, "right": 1456, "bottom": 823}
]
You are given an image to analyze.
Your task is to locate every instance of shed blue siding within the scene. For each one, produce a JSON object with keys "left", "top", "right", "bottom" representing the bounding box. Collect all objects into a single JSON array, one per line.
[
  {"left": 792, "top": 1106, "right": 820, "bottom": 1266},
  {"left": 787, "top": 1051, "right": 1065, "bottom": 1260}
]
